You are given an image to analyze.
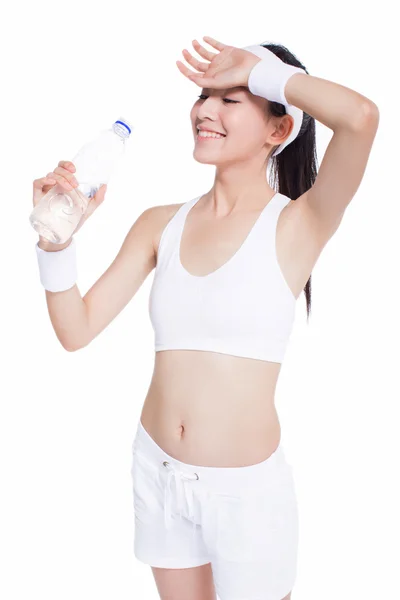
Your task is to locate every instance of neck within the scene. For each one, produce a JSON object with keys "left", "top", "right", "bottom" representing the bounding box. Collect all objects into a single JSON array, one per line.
[{"left": 208, "top": 165, "right": 275, "bottom": 215}]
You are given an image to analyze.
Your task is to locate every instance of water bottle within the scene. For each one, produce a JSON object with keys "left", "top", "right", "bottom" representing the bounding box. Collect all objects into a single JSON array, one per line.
[{"left": 29, "top": 117, "right": 133, "bottom": 244}]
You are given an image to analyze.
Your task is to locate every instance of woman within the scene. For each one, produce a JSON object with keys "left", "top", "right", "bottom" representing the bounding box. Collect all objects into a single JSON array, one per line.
[{"left": 34, "top": 36, "right": 379, "bottom": 600}]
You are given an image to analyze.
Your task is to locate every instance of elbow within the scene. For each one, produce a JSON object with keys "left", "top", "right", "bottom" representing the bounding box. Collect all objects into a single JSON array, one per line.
[
  {"left": 62, "top": 338, "right": 89, "bottom": 352},
  {"left": 63, "top": 342, "right": 80, "bottom": 352},
  {"left": 355, "top": 101, "right": 380, "bottom": 131}
]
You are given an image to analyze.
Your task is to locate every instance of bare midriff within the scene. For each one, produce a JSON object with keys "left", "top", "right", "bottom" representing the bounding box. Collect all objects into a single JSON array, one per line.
[
  {"left": 139, "top": 191, "right": 321, "bottom": 468},
  {"left": 140, "top": 350, "right": 283, "bottom": 468}
]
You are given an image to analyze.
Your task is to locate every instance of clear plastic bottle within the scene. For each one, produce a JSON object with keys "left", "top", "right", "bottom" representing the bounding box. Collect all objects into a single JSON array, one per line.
[{"left": 29, "top": 117, "right": 133, "bottom": 244}]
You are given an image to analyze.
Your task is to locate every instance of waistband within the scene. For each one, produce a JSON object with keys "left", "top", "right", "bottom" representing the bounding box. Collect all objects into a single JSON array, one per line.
[{"left": 133, "top": 418, "right": 290, "bottom": 496}]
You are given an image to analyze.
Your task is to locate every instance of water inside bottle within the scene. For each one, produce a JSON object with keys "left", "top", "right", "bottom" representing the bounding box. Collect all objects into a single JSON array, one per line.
[{"left": 30, "top": 183, "right": 89, "bottom": 244}]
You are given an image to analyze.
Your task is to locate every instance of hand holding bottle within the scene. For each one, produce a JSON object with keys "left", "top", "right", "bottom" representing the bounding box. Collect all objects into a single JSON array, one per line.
[
  {"left": 30, "top": 118, "right": 131, "bottom": 244},
  {"left": 33, "top": 160, "right": 107, "bottom": 250}
]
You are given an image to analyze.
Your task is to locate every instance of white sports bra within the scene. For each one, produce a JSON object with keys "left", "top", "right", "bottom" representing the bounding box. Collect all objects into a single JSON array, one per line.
[{"left": 149, "top": 192, "right": 297, "bottom": 364}]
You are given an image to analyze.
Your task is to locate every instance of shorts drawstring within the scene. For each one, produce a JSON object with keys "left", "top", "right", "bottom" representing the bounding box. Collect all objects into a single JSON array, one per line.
[{"left": 163, "top": 460, "right": 199, "bottom": 545}]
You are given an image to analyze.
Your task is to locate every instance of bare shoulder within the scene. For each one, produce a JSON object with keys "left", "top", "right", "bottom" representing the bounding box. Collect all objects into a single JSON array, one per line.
[
  {"left": 150, "top": 201, "right": 185, "bottom": 259},
  {"left": 124, "top": 202, "right": 182, "bottom": 261}
]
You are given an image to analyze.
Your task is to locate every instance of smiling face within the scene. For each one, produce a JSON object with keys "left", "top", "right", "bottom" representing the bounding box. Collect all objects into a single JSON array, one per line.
[{"left": 190, "top": 86, "right": 289, "bottom": 167}]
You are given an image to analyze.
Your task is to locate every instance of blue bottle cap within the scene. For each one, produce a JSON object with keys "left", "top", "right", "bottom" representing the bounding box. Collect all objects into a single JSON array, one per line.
[{"left": 114, "top": 117, "right": 132, "bottom": 136}]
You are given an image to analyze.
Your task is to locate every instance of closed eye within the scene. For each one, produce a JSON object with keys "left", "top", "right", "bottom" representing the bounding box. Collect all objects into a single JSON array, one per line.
[{"left": 197, "top": 95, "right": 239, "bottom": 103}]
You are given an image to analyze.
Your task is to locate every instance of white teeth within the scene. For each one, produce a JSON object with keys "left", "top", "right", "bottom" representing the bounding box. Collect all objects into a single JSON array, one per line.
[{"left": 197, "top": 130, "right": 225, "bottom": 139}]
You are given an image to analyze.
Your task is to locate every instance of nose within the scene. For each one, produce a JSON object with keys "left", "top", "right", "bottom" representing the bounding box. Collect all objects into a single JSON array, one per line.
[{"left": 195, "top": 95, "right": 222, "bottom": 120}]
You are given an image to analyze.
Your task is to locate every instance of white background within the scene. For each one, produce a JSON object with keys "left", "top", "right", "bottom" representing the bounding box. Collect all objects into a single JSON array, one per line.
[{"left": 1, "top": 0, "right": 399, "bottom": 598}]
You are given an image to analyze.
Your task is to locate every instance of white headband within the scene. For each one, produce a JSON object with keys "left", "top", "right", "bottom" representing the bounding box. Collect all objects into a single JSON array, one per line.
[{"left": 242, "top": 43, "right": 305, "bottom": 158}]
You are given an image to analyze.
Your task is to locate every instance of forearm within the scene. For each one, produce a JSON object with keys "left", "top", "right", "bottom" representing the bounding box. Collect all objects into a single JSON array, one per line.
[
  {"left": 36, "top": 237, "right": 89, "bottom": 351},
  {"left": 284, "top": 72, "right": 379, "bottom": 132},
  {"left": 44, "top": 283, "right": 89, "bottom": 351}
]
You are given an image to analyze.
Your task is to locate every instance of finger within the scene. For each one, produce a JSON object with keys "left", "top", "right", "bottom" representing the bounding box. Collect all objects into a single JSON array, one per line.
[
  {"left": 58, "top": 160, "right": 76, "bottom": 172},
  {"left": 202, "top": 36, "right": 227, "bottom": 51},
  {"left": 182, "top": 48, "right": 208, "bottom": 73},
  {"left": 82, "top": 186, "right": 107, "bottom": 221},
  {"left": 53, "top": 166, "right": 79, "bottom": 187},
  {"left": 46, "top": 171, "right": 74, "bottom": 190},
  {"left": 176, "top": 60, "right": 206, "bottom": 86},
  {"left": 93, "top": 184, "right": 107, "bottom": 204},
  {"left": 192, "top": 39, "right": 218, "bottom": 62},
  {"left": 33, "top": 176, "right": 57, "bottom": 190}
]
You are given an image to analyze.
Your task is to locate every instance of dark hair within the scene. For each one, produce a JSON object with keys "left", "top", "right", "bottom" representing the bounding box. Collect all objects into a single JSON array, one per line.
[{"left": 261, "top": 42, "right": 318, "bottom": 320}]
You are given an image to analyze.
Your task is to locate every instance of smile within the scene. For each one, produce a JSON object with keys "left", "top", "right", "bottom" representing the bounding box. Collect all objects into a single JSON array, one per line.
[{"left": 196, "top": 132, "right": 226, "bottom": 141}]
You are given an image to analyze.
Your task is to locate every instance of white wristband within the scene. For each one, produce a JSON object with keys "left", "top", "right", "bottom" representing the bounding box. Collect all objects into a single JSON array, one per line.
[
  {"left": 35, "top": 237, "right": 78, "bottom": 292},
  {"left": 242, "top": 43, "right": 306, "bottom": 157},
  {"left": 243, "top": 44, "right": 305, "bottom": 105}
]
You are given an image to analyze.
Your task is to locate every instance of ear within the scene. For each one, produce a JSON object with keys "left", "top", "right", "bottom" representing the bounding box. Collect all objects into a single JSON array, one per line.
[{"left": 269, "top": 113, "right": 294, "bottom": 147}]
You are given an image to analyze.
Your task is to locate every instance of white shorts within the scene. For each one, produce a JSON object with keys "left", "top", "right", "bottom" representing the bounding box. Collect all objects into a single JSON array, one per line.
[{"left": 131, "top": 419, "right": 299, "bottom": 600}]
